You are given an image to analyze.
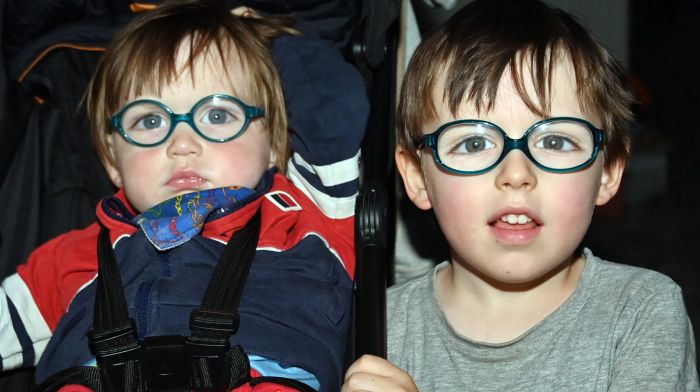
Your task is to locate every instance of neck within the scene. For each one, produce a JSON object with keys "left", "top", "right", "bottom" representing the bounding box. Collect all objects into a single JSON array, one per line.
[{"left": 436, "top": 253, "right": 585, "bottom": 343}]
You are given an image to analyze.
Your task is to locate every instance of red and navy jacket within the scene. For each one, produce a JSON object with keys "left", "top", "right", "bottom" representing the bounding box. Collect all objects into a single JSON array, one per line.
[
  {"left": 3, "top": 170, "right": 355, "bottom": 391},
  {"left": 0, "top": 33, "right": 368, "bottom": 392}
]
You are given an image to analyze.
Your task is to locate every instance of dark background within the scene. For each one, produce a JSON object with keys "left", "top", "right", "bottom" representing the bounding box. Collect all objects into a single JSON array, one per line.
[{"left": 591, "top": 0, "right": 700, "bottom": 365}]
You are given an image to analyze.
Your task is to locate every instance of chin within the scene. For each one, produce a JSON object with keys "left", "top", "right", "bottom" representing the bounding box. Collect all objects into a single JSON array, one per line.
[
  {"left": 472, "top": 260, "right": 548, "bottom": 286},
  {"left": 491, "top": 262, "right": 570, "bottom": 289}
]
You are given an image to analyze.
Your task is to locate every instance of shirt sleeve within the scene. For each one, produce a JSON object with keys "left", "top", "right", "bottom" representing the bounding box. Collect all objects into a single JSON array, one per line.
[
  {"left": 609, "top": 283, "right": 699, "bottom": 391},
  {"left": 0, "top": 273, "right": 52, "bottom": 371},
  {"left": 1, "top": 224, "right": 100, "bottom": 371},
  {"left": 272, "top": 34, "right": 369, "bottom": 220}
]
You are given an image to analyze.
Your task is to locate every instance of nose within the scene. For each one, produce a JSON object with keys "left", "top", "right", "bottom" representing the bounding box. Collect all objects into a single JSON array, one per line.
[
  {"left": 166, "top": 122, "right": 203, "bottom": 157},
  {"left": 494, "top": 150, "right": 537, "bottom": 190}
]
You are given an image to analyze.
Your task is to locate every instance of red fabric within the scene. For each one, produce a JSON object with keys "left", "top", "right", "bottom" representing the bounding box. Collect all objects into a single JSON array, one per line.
[
  {"left": 17, "top": 190, "right": 137, "bottom": 331},
  {"left": 232, "top": 383, "right": 305, "bottom": 392},
  {"left": 229, "top": 368, "right": 310, "bottom": 391},
  {"left": 57, "top": 386, "right": 93, "bottom": 392},
  {"left": 230, "top": 369, "right": 299, "bottom": 392},
  {"left": 204, "top": 173, "right": 355, "bottom": 278},
  {"left": 55, "top": 369, "right": 305, "bottom": 392},
  {"left": 56, "top": 383, "right": 304, "bottom": 392}
]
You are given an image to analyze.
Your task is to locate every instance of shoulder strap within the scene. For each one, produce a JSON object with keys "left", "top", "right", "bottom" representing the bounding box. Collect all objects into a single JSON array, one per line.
[
  {"left": 88, "top": 227, "right": 143, "bottom": 392},
  {"left": 191, "top": 209, "right": 261, "bottom": 337},
  {"left": 188, "top": 210, "right": 261, "bottom": 391}
]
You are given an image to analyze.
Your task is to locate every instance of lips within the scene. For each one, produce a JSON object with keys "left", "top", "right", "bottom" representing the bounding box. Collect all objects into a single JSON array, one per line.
[
  {"left": 488, "top": 209, "right": 542, "bottom": 245},
  {"left": 166, "top": 170, "right": 208, "bottom": 191}
]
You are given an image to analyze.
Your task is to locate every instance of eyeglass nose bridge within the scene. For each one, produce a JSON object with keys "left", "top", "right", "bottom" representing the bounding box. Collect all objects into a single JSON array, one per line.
[
  {"left": 503, "top": 135, "right": 527, "bottom": 152},
  {"left": 162, "top": 112, "right": 207, "bottom": 142},
  {"left": 495, "top": 133, "right": 539, "bottom": 168},
  {"left": 171, "top": 112, "right": 197, "bottom": 131}
]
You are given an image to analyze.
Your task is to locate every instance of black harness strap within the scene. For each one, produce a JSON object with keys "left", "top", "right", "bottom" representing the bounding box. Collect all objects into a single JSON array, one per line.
[
  {"left": 188, "top": 211, "right": 261, "bottom": 391},
  {"left": 33, "top": 366, "right": 104, "bottom": 392},
  {"left": 90, "top": 227, "right": 143, "bottom": 392},
  {"left": 94, "top": 227, "right": 132, "bottom": 328}
]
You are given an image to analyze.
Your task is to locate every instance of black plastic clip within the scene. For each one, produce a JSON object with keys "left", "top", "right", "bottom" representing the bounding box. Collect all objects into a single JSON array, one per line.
[
  {"left": 88, "top": 319, "right": 143, "bottom": 392},
  {"left": 186, "top": 310, "right": 238, "bottom": 391},
  {"left": 142, "top": 335, "right": 190, "bottom": 391}
]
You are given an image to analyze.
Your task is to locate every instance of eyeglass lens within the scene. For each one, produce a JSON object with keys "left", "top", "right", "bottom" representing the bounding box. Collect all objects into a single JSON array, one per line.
[
  {"left": 119, "top": 96, "right": 248, "bottom": 145},
  {"left": 435, "top": 119, "right": 596, "bottom": 172}
]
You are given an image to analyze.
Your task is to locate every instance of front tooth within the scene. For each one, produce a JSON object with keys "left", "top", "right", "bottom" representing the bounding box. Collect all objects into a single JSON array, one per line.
[{"left": 501, "top": 214, "right": 532, "bottom": 224}]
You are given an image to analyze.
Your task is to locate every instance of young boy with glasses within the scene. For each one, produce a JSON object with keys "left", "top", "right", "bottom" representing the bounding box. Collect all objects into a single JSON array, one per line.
[
  {"left": 0, "top": 1, "right": 367, "bottom": 390},
  {"left": 343, "top": 0, "right": 698, "bottom": 390}
]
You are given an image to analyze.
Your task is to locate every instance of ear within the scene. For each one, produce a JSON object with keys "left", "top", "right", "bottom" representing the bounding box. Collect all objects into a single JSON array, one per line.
[
  {"left": 395, "top": 145, "right": 433, "bottom": 210},
  {"left": 595, "top": 159, "right": 624, "bottom": 206},
  {"left": 231, "top": 6, "right": 259, "bottom": 18},
  {"left": 268, "top": 145, "right": 278, "bottom": 169},
  {"left": 103, "top": 133, "right": 124, "bottom": 188}
]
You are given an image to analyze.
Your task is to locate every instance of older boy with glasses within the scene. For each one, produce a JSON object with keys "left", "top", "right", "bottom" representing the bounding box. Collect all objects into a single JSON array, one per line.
[{"left": 343, "top": 0, "right": 699, "bottom": 390}]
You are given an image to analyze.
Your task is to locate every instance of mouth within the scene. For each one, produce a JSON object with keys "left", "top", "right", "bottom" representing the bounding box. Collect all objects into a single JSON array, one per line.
[
  {"left": 488, "top": 211, "right": 542, "bottom": 245},
  {"left": 167, "top": 170, "right": 208, "bottom": 191},
  {"left": 493, "top": 213, "right": 538, "bottom": 229}
]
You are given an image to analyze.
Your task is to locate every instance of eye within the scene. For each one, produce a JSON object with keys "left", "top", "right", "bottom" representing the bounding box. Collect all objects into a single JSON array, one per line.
[
  {"left": 132, "top": 113, "right": 167, "bottom": 131},
  {"left": 205, "top": 109, "right": 230, "bottom": 125},
  {"left": 536, "top": 134, "right": 578, "bottom": 151},
  {"left": 452, "top": 135, "right": 496, "bottom": 154},
  {"left": 200, "top": 107, "right": 240, "bottom": 126}
]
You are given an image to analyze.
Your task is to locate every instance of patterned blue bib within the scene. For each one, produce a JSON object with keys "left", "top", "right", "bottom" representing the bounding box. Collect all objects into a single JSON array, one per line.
[{"left": 134, "top": 186, "right": 255, "bottom": 251}]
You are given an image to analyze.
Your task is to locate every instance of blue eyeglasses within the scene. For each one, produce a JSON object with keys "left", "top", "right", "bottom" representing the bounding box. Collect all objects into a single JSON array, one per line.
[
  {"left": 418, "top": 117, "right": 606, "bottom": 175},
  {"left": 111, "top": 94, "right": 265, "bottom": 147}
]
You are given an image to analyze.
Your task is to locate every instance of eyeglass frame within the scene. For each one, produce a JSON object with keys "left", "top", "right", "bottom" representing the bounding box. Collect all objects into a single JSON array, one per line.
[
  {"left": 417, "top": 116, "right": 606, "bottom": 175},
  {"left": 110, "top": 94, "right": 265, "bottom": 147}
]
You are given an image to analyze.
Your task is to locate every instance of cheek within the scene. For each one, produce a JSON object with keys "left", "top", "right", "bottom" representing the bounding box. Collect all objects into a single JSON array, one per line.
[
  {"left": 547, "top": 174, "right": 599, "bottom": 228},
  {"left": 424, "top": 169, "right": 484, "bottom": 239},
  {"left": 213, "top": 139, "right": 271, "bottom": 187},
  {"left": 118, "top": 148, "right": 160, "bottom": 177},
  {"left": 429, "top": 177, "right": 478, "bottom": 212},
  {"left": 423, "top": 157, "right": 485, "bottom": 208},
  {"left": 115, "top": 148, "right": 164, "bottom": 206},
  {"left": 540, "top": 157, "right": 604, "bottom": 225}
]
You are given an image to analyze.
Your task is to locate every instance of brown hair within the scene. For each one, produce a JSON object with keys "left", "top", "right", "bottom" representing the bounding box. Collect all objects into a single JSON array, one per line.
[
  {"left": 87, "top": 0, "right": 296, "bottom": 171},
  {"left": 397, "top": 0, "right": 634, "bottom": 169}
]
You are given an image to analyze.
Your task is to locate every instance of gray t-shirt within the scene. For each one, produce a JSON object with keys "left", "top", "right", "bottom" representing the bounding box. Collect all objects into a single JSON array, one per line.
[{"left": 388, "top": 249, "right": 699, "bottom": 391}]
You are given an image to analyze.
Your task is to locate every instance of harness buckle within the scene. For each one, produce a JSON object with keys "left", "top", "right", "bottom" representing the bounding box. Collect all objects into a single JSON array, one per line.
[
  {"left": 89, "top": 319, "right": 143, "bottom": 392},
  {"left": 142, "top": 335, "right": 190, "bottom": 391}
]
